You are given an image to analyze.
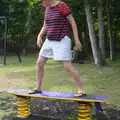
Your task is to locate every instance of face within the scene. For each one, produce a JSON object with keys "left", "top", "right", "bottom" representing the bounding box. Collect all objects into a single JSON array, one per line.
[{"left": 39, "top": 0, "right": 49, "bottom": 8}]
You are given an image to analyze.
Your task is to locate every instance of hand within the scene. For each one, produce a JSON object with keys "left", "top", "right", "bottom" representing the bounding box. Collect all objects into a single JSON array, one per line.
[
  {"left": 37, "top": 36, "right": 43, "bottom": 48},
  {"left": 74, "top": 41, "right": 83, "bottom": 52}
]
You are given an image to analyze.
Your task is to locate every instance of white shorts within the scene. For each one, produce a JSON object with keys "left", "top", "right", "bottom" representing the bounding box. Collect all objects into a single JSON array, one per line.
[{"left": 39, "top": 35, "right": 72, "bottom": 61}]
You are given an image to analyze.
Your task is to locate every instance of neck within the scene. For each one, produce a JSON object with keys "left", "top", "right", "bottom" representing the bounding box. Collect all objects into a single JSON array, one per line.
[{"left": 48, "top": 0, "right": 60, "bottom": 7}]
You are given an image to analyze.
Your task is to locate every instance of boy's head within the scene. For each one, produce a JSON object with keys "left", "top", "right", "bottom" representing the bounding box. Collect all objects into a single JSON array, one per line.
[
  {"left": 39, "top": 0, "right": 59, "bottom": 8},
  {"left": 39, "top": 0, "right": 49, "bottom": 8}
]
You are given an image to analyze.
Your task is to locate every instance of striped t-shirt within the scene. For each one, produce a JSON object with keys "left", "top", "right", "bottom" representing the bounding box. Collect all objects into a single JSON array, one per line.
[{"left": 45, "top": 2, "right": 71, "bottom": 41}]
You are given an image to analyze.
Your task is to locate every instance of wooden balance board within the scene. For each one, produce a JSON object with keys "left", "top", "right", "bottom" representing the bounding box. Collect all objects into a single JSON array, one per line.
[{"left": 8, "top": 89, "right": 108, "bottom": 119}]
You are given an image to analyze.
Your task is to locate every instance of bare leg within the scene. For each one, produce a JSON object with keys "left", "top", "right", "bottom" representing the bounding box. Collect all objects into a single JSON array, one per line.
[
  {"left": 63, "top": 61, "right": 85, "bottom": 96},
  {"left": 33, "top": 56, "right": 47, "bottom": 91}
]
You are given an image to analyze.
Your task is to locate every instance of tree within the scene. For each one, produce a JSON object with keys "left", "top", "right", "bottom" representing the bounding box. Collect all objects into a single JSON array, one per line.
[
  {"left": 84, "top": 0, "right": 102, "bottom": 66},
  {"left": 107, "top": 4, "right": 115, "bottom": 61},
  {"left": 97, "top": 0, "right": 106, "bottom": 64}
]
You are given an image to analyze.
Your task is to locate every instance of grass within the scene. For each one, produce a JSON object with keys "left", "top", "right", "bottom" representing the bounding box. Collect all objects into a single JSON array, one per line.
[{"left": 0, "top": 53, "right": 120, "bottom": 119}]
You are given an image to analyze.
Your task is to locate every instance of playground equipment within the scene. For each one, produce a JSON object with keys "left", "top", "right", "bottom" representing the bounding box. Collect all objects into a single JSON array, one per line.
[
  {"left": 8, "top": 89, "right": 107, "bottom": 120},
  {"left": 0, "top": 16, "right": 22, "bottom": 65}
]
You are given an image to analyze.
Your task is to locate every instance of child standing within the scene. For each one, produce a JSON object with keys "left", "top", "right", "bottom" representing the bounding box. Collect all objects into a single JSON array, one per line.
[{"left": 29, "top": 0, "right": 86, "bottom": 97}]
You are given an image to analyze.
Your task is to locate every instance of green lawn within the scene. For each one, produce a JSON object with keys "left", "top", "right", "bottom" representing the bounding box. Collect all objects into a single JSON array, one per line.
[{"left": 0, "top": 53, "right": 120, "bottom": 118}]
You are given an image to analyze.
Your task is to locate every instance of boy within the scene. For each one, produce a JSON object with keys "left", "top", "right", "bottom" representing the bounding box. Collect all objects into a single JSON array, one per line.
[{"left": 29, "top": 0, "right": 86, "bottom": 97}]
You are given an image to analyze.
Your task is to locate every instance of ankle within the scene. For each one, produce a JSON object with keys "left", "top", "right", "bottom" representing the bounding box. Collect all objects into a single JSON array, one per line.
[{"left": 35, "top": 86, "right": 42, "bottom": 90}]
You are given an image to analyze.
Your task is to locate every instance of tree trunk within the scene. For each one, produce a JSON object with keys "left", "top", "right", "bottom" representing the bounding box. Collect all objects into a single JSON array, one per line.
[
  {"left": 97, "top": 0, "right": 106, "bottom": 65},
  {"left": 107, "top": 5, "right": 115, "bottom": 61},
  {"left": 84, "top": 0, "right": 102, "bottom": 65},
  {"left": 10, "top": 29, "right": 22, "bottom": 63},
  {"left": 83, "top": 21, "right": 89, "bottom": 58}
]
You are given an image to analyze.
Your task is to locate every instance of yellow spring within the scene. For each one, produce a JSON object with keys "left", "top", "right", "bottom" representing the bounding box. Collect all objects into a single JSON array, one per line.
[
  {"left": 18, "top": 111, "right": 31, "bottom": 114},
  {"left": 18, "top": 107, "right": 30, "bottom": 111},
  {"left": 78, "top": 109, "right": 90, "bottom": 113},
  {"left": 18, "top": 104, "right": 30, "bottom": 106},
  {"left": 78, "top": 103, "right": 92, "bottom": 120},
  {"left": 17, "top": 96, "right": 31, "bottom": 118},
  {"left": 78, "top": 118, "right": 91, "bottom": 120}
]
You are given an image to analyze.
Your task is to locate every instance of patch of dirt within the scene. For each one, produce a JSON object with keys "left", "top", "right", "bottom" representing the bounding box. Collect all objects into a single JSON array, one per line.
[{"left": 0, "top": 71, "right": 34, "bottom": 92}]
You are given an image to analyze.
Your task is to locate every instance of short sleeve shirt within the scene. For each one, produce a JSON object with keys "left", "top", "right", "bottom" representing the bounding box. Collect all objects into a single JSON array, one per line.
[{"left": 45, "top": 2, "right": 71, "bottom": 41}]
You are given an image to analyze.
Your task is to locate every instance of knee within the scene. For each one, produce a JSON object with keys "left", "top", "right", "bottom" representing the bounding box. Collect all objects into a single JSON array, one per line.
[
  {"left": 64, "top": 63, "right": 71, "bottom": 72},
  {"left": 37, "top": 59, "right": 44, "bottom": 68}
]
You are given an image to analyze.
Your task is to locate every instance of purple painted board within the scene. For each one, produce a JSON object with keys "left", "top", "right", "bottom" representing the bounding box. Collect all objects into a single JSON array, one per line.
[
  {"left": 8, "top": 89, "right": 74, "bottom": 98},
  {"left": 8, "top": 89, "right": 107, "bottom": 102}
]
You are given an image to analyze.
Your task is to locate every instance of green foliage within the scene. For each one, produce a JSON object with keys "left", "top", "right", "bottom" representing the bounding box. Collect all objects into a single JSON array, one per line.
[
  {"left": 27, "top": 2, "right": 45, "bottom": 44},
  {"left": 0, "top": 0, "right": 120, "bottom": 53},
  {"left": 0, "top": 0, "right": 39, "bottom": 51}
]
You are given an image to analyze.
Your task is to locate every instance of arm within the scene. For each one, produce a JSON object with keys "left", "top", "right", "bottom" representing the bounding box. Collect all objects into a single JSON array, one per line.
[
  {"left": 67, "top": 14, "right": 83, "bottom": 51},
  {"left": 38, "top": 20, "right": 46, "bottom": 38},
  {"left": 37, "top": 20, "right": 46, "bottom": 48}
]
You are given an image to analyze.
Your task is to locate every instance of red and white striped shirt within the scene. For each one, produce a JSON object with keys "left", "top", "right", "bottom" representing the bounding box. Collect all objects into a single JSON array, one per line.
[{"left": 45, "top": 2, "right": 71, "bottom": 41}]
